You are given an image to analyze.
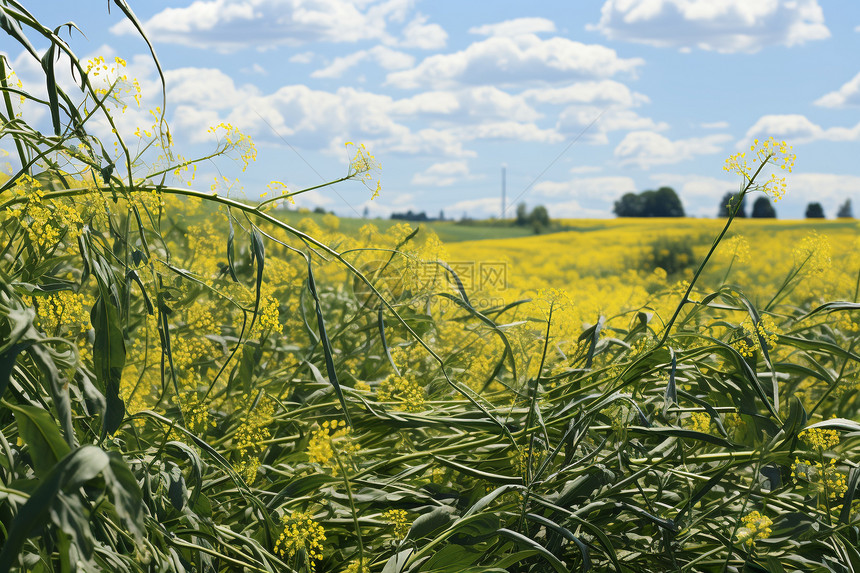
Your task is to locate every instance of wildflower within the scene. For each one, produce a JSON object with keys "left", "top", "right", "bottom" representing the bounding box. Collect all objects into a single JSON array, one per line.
[
  {"left": 232, "top": 393, "right": 276, "bottom": 484},
  {"left": 724, "top": 235, "right": 750, "bottom": 264},
  {"left": 724, "top": 137, "right": 795, "bottom": 200},
  {"left": 345, "top": 142, "right": 382, "bottom": 199},
  {"left": 381, "top": 509, "right": 410, "bottom": 538},
  {"left": 792, "top": 458, "right": 849, "bottom": 505},
  {"left": 376, "top": 374, "right": 425, "bottom": 412},
  {"left": 687, "top": 412, "right": 711, "bottom": 433},
  {"left": 274, "top": 510, "right": 326, "bottom": 570},
  {"left": 799, "top": 427, "right": 840, "bottom": 451},
  {"left": 793, "top": 232, "right": 832, "bottom": 276},
  {"left": 736, "top": 511, "right": 773, "bottom": 548},
  {"left": 307, "top": 420, "right": 358, "bottom": 473}
]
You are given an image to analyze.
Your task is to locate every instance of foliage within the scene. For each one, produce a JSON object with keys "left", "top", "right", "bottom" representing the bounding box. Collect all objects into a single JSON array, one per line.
[
  {"left": 837, "top": 199, "right": 853, "bottom": 219},
  {"left": 751, "top": 196, "right": 777, "bottom": 218},
  {"left": 613, "top": 186, "right": 685, "bottom": 217},
  {"left": 806, "top": 202, "right": 826, "bottom": 219},
  {"left": 1, "top": 5, "right": 859, "bottom": 573},
  {"left": 514, "top": 202, "right": 551, "bottom": 233}
]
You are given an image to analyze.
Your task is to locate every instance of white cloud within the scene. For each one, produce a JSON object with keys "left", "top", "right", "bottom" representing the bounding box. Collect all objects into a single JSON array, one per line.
[
  {"left": 743, "top": 114, "right": 860, "bottom": 144},
  {"left": 591, "top": 0, "right": 830, "bottom": 53},
  {"left": 469, "top": 17, "right": 557, "bottom": 37},
  {"left": 701, "top": 121, "right": 729, "bottom": 129},
  {"left": 534, "top": 175, "right": 637, "bottom": 198},
  {"left": 454, "top": 121, "right": 563, "bottom": 144},
  {"left": 386, "top": 35, "right": 644, "bottom": 89},
  {"left": 544, "top": 200, "right": 613, "bottom": 218},
  {"left": 398, "top": 14, "right": 447, "bottom": 49},
  {"left": 814, "top": 71, "right": 860, "bottom": 107},
  {"left": 391, "top": 87, "right": 542, "bottom": 122},
  {"left": 557, "top": 107, "right": 669, "bottom": 143},
  {"left": 289, "top": 52, "right": 315, "bottom": 64},
  {"left": 522, "top": 80, "right": 649, "bottom": 107},
  {"left": 111, "top": 0, "right": 410, "bottom": 52},
  {"left": 241, "top": 63, "right": 268, "bottom": 75},
  {"left": 447, "top": 197, "right": 502, "bottom": 219},
  {"left": 614, "top": 131, "right": 732, "bottom": 169},
  {"left": 311, "top": 46, "right": 414, "bottom": 78},
  {"left": 411, "top": 160, "right": 481, "bottom": 186},
  {"left": 649, "top": 173, "right": 736, "bottom": 199}
]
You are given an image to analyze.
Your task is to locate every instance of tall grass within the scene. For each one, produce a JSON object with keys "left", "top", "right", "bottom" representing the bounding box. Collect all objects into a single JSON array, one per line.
[{"left": 1, "top": 3, "right": 859, "bottom": 572}]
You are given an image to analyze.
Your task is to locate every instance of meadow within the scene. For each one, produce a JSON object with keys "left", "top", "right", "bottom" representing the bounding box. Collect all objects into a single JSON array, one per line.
[{"left": 1, "top": 4, "right": 860, "bottom": 573}]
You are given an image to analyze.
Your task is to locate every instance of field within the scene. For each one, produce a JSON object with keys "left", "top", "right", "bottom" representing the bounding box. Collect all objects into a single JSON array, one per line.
[{"left": 2, "top": 5, "right": 860, "bottom": 573}]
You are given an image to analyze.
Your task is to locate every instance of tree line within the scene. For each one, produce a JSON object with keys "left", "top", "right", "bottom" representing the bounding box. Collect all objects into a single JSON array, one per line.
[{"left": 613, "top": 187, "right": 854, "bottom": 219}]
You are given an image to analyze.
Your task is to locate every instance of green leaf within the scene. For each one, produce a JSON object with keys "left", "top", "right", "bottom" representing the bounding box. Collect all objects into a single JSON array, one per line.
[
  {"left": 91, "top": 294, "right": 126, "bottom": 436},
  {"left": 9, "top": 402, "right": 70, "bottom": 477}
]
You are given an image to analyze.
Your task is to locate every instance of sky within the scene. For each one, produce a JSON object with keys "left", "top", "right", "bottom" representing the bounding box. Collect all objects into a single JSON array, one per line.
[{"left": 5, "top": 0, "right": 860, "bottom": 219}]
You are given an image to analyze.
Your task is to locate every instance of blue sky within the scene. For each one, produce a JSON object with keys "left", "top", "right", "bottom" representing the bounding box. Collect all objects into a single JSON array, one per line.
[{"left": 6, "top": 0, "right": 860, "bottom": 219}]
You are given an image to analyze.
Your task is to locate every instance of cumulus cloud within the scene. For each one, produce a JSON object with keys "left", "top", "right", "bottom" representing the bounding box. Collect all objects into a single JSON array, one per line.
[
  {"left": 311, "top": 46, "right": 414, "bottom": 79},
  {"left": 701, "top": 121, "right": 729, "bottom": 129},
  {"left": 398, "top": 14, "right": 447, "bottom": 49},
  {"left": 411, "top": 160, "right": 481, "bottom": 186},
  {"left": 814, "top": 71, "right": 860, "bottom": 108},
  {"left": 557, "top": 107, "right": 669, "bottom": 143},
  {"left": 649, "top": 173, "right": 736, "bottom": 199},
  {"left": 469, "top": 17, "right": 557, "bottom": 37},
  {"left": 522, "top": 80, "right": 649, "bottom": 107},
  {"left": 533, "top": 175, "right": 637, "bottom": 198},
  {"left": 289, "top": 52, "right": 315, "bottom": 64},
  {"left": 614, "top": 131, "right": 732, "bottom": 169},
  {"left": 447, "top": 197, "right": 503, "bottom": 219},
  {"left": 111, "top": 0, "right": 411, "bottom": 52},
  {"left": 742, "top": 114, "right": 860, "bottom": 144},
  {"left": 386, "top": 35, "right": 644, "bottom": 89},
  {"left": 591, "top": 0, "right": 830, "bottom": 53}
]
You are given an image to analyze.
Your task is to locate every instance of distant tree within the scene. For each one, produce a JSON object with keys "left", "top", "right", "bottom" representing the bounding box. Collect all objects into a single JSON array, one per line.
[
  {"left": 313, "top": 206, "right": 327, "bottom": 214},
  {"left": 613, "top": 187, "right": 684, "bottom": 217},
  {"left": 515, "top": 202, "right": 529, "bottom": 225},
  {"left": 362, "top": 206, "right": 369, "bottom": 218},
  {"left": 837, "top": 199, "right": 854, "bottom": 218},
  {"left": 751, "top": 196, "right": 777, "bottom": 218},
  {"left": 647, "top": 187, "right": 685, "bottom": 217},
  {"left": 718, "top": 191, "right": 747, "bottom": 218},
  {"left": 439, "top": 209, "right": 445, "bottom": 221},
  {"left": 613, "top": 192, "right": 645, "bottom": 217},
  {"left": 805, "top": 202, "right": 825, "bottom": 219},
  {"left": 529, "top": 205, "right": 550, "bottom": 231}
]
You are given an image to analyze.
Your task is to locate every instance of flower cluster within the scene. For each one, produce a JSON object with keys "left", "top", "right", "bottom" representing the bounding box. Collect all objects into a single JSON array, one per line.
[
  {"left": 723, "top": 137, "right": 795, "bottom": 201},
  {"left": 687, "top": 412, "right": 711, "bottom": 434},
  {"left": 799, "top": 427, "right": 840, "bottom": 451},
  {"left": 792, "top": 458, "right": 849, "bottom": 507},
  {"left": 793, "top": 232, "right": 832, "bottom": 276},
  {"left": 381, "top": 509, "right": 410, "bottom": 539},
  {"left": 724, "top": 235, "right": 751, "bottom": 264},
  {"left": 274, "top": 510, "right": 326, "bottom": 570},
  {"left": 208, "top": 122, "right": 257, "bottom": 172},
  {"left": 307, "top": 420, "right": 358, "bottom": 473},
  {"left": 376, "top": 374, "right": 426, "bottom": 412},
  {"left": 345, "top": 142, "right": 381, "bottom": 200},
  {"left": 736, "top": 511, "right": 773, "bottom": 548},
  {"left": 232, "top": 393, "right": 276, "bottom": 483},
  {"left": 733, "top": 315, "right": 780, "bottom": 358}
]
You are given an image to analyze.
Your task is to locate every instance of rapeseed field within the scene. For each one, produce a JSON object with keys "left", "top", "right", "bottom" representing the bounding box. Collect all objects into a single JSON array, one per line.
[{"left": 1, "top": 4, "right": 859, "bottom": 573}]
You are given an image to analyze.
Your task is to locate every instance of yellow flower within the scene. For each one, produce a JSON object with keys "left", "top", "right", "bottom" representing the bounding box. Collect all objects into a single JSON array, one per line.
[
  {"left": 687, "top": 412, "right": 711, "bottom": 434},
  {"left": 798, "top": 427, "right": 840, "bottom": 451},
  {"left": 381, "top": 509, "right": 410, "bottom": 538},
  {"left": 274, "top": 510, "right": 326, "bottom": 570},
  {"left": 737, "top": 511, "right": 773, "bottom": 548}
]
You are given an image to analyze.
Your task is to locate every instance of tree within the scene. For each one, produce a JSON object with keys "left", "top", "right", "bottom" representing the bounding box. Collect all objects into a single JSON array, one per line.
[
  {"left": 648, "top": 187, "right": 685, "bottom": 217},
  {"left": 837, "top": 199, "right": 853, "bottom": 218},
  {"left": 613, "top": 187, "right": 684, "bottom": 217},
  {"left": 529, "top": 205, "right": 550, "bottom": 231},
  {"left": 805, "top": 202, "right": 825, "bottom": 219},
  {"left": 751, "top": 196, "right": 777, "bottom": 218},
  {"left": 613, "top": 192, "right": 645, "bottom": 217},
  {"left": 515, "top": 202, "right": 529, "bottom": 225},
  {"left": 718, "top": 191, "right": 747, "bottom": 218}
]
